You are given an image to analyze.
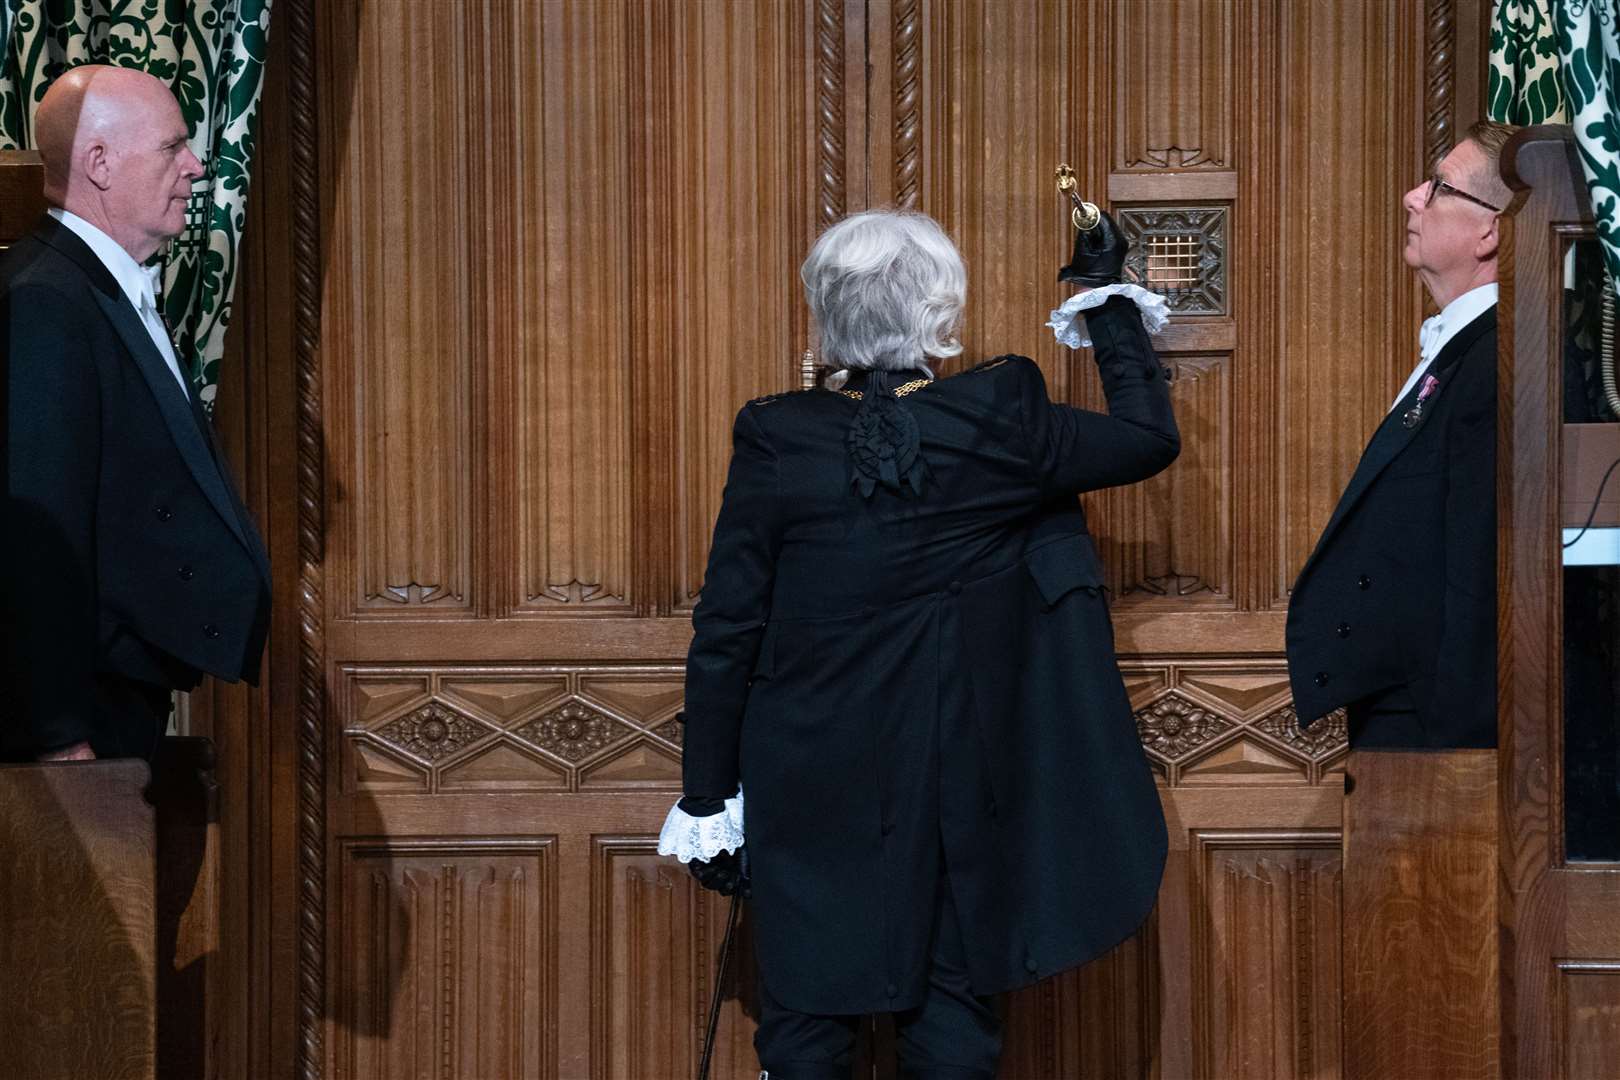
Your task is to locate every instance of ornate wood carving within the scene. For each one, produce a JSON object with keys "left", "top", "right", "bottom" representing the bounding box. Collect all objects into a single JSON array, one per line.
[
  {"left": 340, "top": 666, "right": 685, "bottom": 796},
  {"left": 1123, "top": 662, "right": 1347, "bottom": 784},
  {"left": 287, "top": 0, "right": 326, "bottom": 1073},
  {"left": 333, "top": 840, "right": 557, "bottom": 1079},
  {"left": 1117, "top": 207, "right": 1228, "bottom": 315},
  {"left": 1135, "top": 691, "right": 1235, "bottom": 764}
]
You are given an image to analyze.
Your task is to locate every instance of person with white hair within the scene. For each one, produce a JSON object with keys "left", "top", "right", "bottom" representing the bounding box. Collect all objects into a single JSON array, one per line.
[{"left": 660, "top": 209, "right": 1177, "bottom": 1078}]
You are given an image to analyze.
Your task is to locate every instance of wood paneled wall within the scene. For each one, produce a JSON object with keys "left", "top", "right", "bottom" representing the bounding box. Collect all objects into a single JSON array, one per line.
[{"left": 211, "top": 1, "right": 1489, "bottom": 1076}]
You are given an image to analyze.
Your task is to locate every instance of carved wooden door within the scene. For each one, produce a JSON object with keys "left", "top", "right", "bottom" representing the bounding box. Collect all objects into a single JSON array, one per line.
[{"left": 227, "top": 1, "right": 1488, "bottom": 1077}]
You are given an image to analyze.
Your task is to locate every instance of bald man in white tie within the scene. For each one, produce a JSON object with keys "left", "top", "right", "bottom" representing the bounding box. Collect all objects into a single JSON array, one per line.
[
  {"left": 1286, "top": 120, "right": 1518, "bottom": 750},
  {"left": 3, "top": 65, "right": 270, "bottom": 762}
]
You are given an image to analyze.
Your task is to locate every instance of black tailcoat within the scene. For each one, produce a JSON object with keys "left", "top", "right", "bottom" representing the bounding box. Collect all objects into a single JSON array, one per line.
[
  {"left": 683, "top": 297, "right": 1178, "bottom": 1015},
  {"left": 3, "top": 215, "right": 271, "bottom": 757},
  {"left": 1286, "top": 306, "right": 1497, "bottom": 747}
]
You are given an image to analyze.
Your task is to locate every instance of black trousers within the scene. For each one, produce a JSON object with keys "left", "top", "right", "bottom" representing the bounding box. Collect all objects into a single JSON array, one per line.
[
  {"left": 754, "top": 874, "right": 1002, "bottom": 1079},
  {"left": 0, "top": 672, "right": 169, "bottom": 763},
  {"left": 87, "top": 673, "right": 172, "bottom": 760}
]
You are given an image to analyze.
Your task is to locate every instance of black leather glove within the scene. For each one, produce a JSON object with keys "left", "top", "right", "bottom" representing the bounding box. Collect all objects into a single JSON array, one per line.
[
  {"left": 688, "top": 846, "right": 750, "bottom": 897},
  {"left": 1057, "top": 209, "right": 1129, "bottom": 286}
]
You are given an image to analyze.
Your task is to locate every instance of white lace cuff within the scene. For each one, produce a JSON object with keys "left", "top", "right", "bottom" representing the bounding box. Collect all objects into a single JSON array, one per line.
[
  {"left": 657, "top": 788, "right": 745, "bottom": 863},
  {"left": 1046, "top": 283, "right": 1171, "bottom": 349}
]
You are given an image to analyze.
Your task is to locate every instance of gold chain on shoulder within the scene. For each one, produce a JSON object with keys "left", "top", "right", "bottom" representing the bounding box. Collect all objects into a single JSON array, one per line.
[{"left": 838, "top": 377, "right": 932, "bottom": 401}]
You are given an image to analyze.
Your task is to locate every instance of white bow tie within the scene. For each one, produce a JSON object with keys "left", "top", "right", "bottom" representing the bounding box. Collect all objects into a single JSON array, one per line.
[
  {"left": 1418, "top": 315, "right": 1444, "bottom": 364},
  {"left": 139, "top": 263, "right": 163, "bottom": 311}
]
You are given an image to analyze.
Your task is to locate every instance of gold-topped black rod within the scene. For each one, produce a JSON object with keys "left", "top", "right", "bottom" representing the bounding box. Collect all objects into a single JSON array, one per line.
[{"left": 1054, "top": 164, "right": 1100, "bottom": 232}]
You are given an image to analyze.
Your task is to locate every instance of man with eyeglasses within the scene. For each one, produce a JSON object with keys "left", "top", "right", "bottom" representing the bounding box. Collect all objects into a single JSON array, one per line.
[{"left": 1286, "top": 120, "right": 1518, "bottom": 751}]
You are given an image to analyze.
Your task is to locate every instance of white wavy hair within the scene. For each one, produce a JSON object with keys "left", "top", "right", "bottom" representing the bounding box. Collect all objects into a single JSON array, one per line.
[{"left": 800, "top": 210, "right": 966, "bottom": 385}]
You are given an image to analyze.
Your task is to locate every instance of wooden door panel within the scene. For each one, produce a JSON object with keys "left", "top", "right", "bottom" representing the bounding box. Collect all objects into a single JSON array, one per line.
[
  {"left": 309, "top": 0, "right": 828, "bottom": 1074},
  {"left": 331, "top": 840, "right": 557, "bottom": 1080},
  {"left": 1555, "top": 964, "right": 1620, "bottom": 1079}
]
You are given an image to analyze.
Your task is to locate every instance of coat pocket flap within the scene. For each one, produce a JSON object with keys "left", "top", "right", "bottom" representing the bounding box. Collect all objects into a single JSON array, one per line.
[{"left": 1024, "top": 535, "right": 1106, "bottom": 609}]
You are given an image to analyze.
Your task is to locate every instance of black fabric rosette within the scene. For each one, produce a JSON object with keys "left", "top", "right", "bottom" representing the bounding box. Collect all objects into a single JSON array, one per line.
[{"left": 846, "top": 369, "right": 929, "bottom": 499}]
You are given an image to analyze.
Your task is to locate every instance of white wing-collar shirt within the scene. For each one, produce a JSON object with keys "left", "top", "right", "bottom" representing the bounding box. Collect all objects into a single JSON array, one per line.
[
  {"left": 48, "top": 207, "right": 190, "bottom": 398},
  {"left": 1390, "top": 282, "right": 1498, "bottom": 412}
]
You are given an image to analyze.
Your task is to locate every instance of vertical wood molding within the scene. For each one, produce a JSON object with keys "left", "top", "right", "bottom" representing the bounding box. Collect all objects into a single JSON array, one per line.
[
  {"left": 891, "top": 0, "right": 920, "bottom": 208},
  {"left": 816, "top": 0, "right": 847, "bottom": 228},
  {"left": 1275, "top": 0, "right": 1426, "bottom": 600},
  {"left": 287, "top": 0, "right": 326, "bottom": 1073},
  {"left": 1113, "top": 0, "right": 1234, "bottom": 171},
  {"left": 1424, "top": 0, "right": 1456, "bottom": 171},
  {"left": 1105, "top": 354, "right": 1233, "bottom": 608},
  {"left": 665, "top": 0, "right": 817, "bottom": 608},
  {"left": 509, "top": 0, "right": 634, "bottom": 613}
]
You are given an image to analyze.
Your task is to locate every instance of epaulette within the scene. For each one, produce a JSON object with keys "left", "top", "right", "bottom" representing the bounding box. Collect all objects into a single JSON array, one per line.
[
  {"left": 747, "top": 391, "right": 790, "bottom": 407},
  {"left": 964, "top": 355, "right": 1020, "bottom": 375}
]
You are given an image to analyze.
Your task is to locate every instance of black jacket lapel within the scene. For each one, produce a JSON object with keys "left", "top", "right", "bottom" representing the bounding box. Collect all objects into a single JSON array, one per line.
[
  {"left": 1306, "top": 306, "right": 1496, "bottom": 563},
  {"left": 187, "top": 387, "right": 273, "bottom": 581},
  {"left": 35, "top": 217, "right": 261, "bottom": 562},
  {"left": 90, "top": 286, "right": 255, "bottom": 557},
  {"left": 33, "top": 215, "right": 121, "bottom": 297}
]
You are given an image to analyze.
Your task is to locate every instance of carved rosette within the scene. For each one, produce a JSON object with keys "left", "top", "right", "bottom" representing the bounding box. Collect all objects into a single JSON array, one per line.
[
  {"left": 1134, "top": 693, "right": 1234, "bottom": 762},
  {"left": 374, "top": 701, "right": 493, "bottom": 763},
  {"left": 1254, "top": 704, "right": 1348, "bottom": 762},
  {"left": 513, "top": 699, "right": 634, "bottom": 762},
  {"left": 652, "top": 717, "right": 684, "bottom": 748}
]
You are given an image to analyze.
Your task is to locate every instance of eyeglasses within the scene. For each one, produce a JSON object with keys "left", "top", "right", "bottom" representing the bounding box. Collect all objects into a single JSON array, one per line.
[{"left": 1424, "top": 173, "right": 1503, "bottom": 213}]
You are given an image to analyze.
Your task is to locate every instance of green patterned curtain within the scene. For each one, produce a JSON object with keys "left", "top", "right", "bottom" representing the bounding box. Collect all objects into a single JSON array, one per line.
[
  {"left": 1489, "top": 0, "right": 1620, "bottom": 287},
  {"left": 0, "top": 0, "right": 273, "bottom": 411}
]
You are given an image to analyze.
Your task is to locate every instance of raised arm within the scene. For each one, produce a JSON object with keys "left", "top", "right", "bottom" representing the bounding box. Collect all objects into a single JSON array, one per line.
[
  {"left": 1023, "top": 293, "right": 1181, "bottom": 496},
  {"left": 1024, "top": 209, "right": 1181, "bottom": 495}
]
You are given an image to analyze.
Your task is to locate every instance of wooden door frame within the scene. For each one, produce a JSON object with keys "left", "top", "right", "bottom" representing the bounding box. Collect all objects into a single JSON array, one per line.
[{"left": 1498, "top": 124, "right": 1620, "bottom": 1080}]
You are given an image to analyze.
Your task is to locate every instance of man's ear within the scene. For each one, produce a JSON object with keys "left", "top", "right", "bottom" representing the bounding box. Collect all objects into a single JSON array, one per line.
[
  {"left": 82, "top": 140, "right": 112, "bottom": 191},
  {"left": 1476, "top": 212, "right": 1501, "bottom": 263}
]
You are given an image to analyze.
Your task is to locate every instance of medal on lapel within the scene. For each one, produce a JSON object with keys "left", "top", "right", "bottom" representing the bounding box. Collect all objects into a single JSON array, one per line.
[{"left": 1402, "top": 374, "right": 1440, "bottom": 429}]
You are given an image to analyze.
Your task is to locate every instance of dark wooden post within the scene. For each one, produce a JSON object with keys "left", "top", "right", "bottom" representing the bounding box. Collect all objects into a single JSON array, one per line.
[{"left": 0, "top": 150, "right": 46, "bottom": 245}]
